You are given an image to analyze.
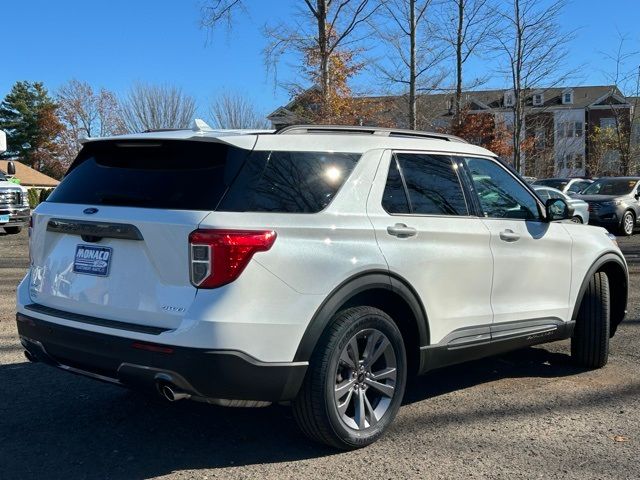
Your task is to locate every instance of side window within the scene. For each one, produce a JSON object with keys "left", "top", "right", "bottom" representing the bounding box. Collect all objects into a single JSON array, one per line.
[
  {"left": 465, "top": 157, "right": 541, "bottom": 220},
  {"left": 536, "top": 189, "right": 549, "bottom": 201},
  {"left": 220, "top": 151, "right": 360, "bottom": 213},
  {"left": 382, "top": 156, "right": 411, "bottom": 214},
  {"left": 393, "top": 153, "right": 468, "bottom": 215},
  {"left": 568, "top": 181, "right": 588, "bottom": 193},
  {"left": 548, "top": 190, "right": 564, "bottom": 200}
]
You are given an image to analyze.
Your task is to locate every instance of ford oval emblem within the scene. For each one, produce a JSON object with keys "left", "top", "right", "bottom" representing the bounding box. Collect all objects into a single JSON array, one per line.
[{"left": 83, "top": 208, "right": 99, "bottom": 215}]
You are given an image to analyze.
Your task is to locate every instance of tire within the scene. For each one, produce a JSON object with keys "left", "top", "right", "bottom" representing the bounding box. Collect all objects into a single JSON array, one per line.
[
  {"left": 619, "top": 210, "right": 635, "bottom": 236},
  {"left": 3, "top": 226, "right": 22, "bottom": 235},
  {"left": 571, "top": 215, "right": 583, "bottom": 224},
  {"left": 292, "top": 306, "right": 407, "bottom": 449},
  {"left": 571, "top": 271, "right": 610, "bottom": 368}
]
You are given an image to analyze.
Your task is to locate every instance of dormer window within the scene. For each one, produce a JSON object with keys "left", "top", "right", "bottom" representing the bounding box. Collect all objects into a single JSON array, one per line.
[
  {"left": 504, "top": 91, "right": 514, "bottom": 107},
  {"left": 562, "top": 89, "right": 573, "bottom": 105},
  {"left": 533, "top": 93, "right": 544, "bottom": 106}
]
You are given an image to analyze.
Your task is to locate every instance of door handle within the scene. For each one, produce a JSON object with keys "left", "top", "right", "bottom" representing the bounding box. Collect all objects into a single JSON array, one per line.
[
  {"left": 499, "top": 229, "right": 520, "bottom": 242},
  {"left": 387, "top": 223, "right": 417, "bottom": 238}
]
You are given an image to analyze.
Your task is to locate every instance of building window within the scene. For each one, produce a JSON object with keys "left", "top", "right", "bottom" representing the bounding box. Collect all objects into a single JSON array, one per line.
[
  {"left": 533, "top": 93, "right": 543, "bottom": 106},
  {"left": 504, "top": 92, "right": 514, "bottom": 107},
  {"left": 562, "top": 91, "right": 573, "bottom": 104},
  {"left": 600, "top": 117, "right": 616, "bottom": 130},
  {"left": 558, "top": 121, "right": 582, "bottom": 138},
  {"left": 534, "top": 127, "right": 546, "bottom": 149},
  {"left": 575, "top": 154, "right": 584, "bottom": 170}
]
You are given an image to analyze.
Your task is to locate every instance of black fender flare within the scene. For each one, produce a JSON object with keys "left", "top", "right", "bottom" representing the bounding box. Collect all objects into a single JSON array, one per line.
[
  {"left": 293, "top": 270, "right": 430, "bottom": 362},
  {"left": 571, "top": 251, "right": 628, "bottom": 331}
]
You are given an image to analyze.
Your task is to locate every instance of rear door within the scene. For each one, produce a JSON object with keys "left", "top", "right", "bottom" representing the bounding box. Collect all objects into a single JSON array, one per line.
[
  {"left": 462, "top": 156, "right": 573, "bottom": 331},
  {"left": 28, "top": 139, "right": 251, "bottom": 331},
  {"left": 367, "top": 151, "right": 494, "bottom": 345}
]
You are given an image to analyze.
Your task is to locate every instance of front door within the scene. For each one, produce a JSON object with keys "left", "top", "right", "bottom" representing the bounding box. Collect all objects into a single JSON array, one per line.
[{"left": 462, "top": 157, "right": 573, "bottom": 331}]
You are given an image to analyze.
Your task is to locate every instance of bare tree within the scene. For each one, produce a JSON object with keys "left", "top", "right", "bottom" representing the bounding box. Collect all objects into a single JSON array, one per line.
[
  {"left": 264, "top": 1, "right": 379, "bottom": 106},
  {"left": 120, "top": 83, "right": 197, "bottom": 133},
  {"left": 200, "top": 0, "right": 246, "bottom": 31},
  {"left": 595, "top": 34, "right": 640, "bottom": 175},
  {"left": 492, "top": 0, "right": 574, "bottom": 172},
  {"left": 371, "top": 0, "right": 447, "bottom": 130},
  {"left": 209, "top": 92, "right": 270, "bottom": 129},
  {"left": 437, "top": 0, "right": 496, "bottom": 124},
  {"left": 201, "top": 1, "right": 377, "bottom": 122},
  {"left": 57, "top": 79, "right": 126, "bottom": 166}
]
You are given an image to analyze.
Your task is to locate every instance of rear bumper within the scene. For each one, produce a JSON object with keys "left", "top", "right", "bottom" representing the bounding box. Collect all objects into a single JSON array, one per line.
[{"left": 17, "top": 313, "right": 308, "bottom": 403}]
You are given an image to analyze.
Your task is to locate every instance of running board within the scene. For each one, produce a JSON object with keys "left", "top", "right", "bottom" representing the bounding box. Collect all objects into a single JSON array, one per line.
[{"left": 419, "top": 319, "right": 575, "bottom": 373}]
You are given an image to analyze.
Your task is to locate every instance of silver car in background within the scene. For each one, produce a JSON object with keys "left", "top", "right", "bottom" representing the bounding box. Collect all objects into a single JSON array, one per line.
[{"left": 534, "top": 185, "right": 589, "bottom": 224}]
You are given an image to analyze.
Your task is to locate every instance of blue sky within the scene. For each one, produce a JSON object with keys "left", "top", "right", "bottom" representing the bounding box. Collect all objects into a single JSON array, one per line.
[{"left": 1, "top": 0, "right": 639, "bottom": 120}]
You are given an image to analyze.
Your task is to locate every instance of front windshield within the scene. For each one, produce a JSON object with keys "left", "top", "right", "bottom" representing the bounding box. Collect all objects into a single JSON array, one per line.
[
  {"left": 534, "top": 179, "right": 568, "bottom": 190},
  {"left": 581, "top": 178, "right": 638, "bottom": 196}
]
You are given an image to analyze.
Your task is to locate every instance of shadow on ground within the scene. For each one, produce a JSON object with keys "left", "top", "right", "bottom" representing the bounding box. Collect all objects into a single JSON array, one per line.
[{"left": 2, "top": 344, "right": 636, "bottom": 480}]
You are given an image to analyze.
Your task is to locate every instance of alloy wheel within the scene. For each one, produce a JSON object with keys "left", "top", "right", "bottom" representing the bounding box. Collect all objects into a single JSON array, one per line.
[
  {"left": 624, "top": 213, "right": 634, "bottom": 235},
  {"left": 333, "top": 328, "right": 397, "bottom": 430}
]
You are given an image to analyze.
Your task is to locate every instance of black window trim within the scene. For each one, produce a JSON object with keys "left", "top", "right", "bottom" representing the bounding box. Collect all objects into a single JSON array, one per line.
[{"left": 381, "top": 150, "right": 475, "bottom": 218}]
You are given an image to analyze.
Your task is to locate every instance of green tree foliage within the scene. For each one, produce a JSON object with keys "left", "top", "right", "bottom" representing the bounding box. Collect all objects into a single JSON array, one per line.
[{"left": 0, "top": 81, "right": 64, "bottom": 176}]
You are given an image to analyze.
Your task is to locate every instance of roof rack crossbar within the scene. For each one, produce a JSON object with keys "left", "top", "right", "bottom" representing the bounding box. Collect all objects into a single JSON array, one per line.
[{"left": 275, "top": 125, "right": 467, "bottom": 143}]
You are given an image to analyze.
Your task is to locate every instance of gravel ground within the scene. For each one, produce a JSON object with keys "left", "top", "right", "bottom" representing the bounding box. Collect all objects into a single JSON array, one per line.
[{"left": 0, "top": 229, "right": 639, "bottom": 480}]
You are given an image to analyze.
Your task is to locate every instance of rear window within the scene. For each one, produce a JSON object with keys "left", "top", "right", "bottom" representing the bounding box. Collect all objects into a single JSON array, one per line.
[
  {"left": 534, "top": 179, "right": 568, "bottom": 190},
  {"left": 48, "top": 140, "right": 360, "bottom": 213}
]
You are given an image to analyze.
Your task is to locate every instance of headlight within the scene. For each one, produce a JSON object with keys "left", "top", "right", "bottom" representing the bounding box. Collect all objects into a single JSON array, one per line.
[
  {"left": 601, "top": 200, "right": 622, "bottom": 207},
  {"left": 606, "top": 232, "right": 619, "bottom": 247}
]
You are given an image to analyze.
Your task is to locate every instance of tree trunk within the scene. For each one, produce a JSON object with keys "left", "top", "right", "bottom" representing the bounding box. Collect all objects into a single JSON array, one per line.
[
  {"left": 316, "top": 0, "right": 330, "bottom": 107},
  {"left": 455, "top": 0, "right": 464, "bottom": 125},
  {"left": 512, "top": 0, "right": 523, "bottom": 172},
  {"left": 409, "top": 0, "right": 417, "bottom": 130}
]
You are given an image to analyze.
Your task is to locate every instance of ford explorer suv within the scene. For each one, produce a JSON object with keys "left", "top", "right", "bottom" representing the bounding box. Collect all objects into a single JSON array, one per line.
[
  {"left": 17, "top": 124, "right": 628, "bottom": 449},
  {"left": 0, "top": 162, "right": 30, "bottom": 234}
]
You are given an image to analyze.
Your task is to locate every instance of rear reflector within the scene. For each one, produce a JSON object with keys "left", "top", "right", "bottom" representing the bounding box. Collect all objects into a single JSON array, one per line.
[{"left": 188, "top": 229, "right": 276, "bottom": 288}]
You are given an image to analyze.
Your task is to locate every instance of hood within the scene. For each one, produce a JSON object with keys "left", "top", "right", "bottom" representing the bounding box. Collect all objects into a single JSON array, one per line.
[{"left": 574, "top": 194, "right": 629, "bottom": 202}]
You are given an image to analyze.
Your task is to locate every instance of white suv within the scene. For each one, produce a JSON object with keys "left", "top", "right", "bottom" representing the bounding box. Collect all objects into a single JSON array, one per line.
[{"left": 17, "top": 125, "right": 628, "bottom": 449}]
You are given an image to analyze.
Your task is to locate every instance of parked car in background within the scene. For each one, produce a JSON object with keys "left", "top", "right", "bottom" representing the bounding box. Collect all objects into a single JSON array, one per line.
[
  {"left": 533, "top": 177, "right": 593, "bottom": 195},
  {"left": 575, "top": 177, "right": 640, "bottom": 236},
  {"left": 534, "top": 186, "right": 589, "bottom": 224}
]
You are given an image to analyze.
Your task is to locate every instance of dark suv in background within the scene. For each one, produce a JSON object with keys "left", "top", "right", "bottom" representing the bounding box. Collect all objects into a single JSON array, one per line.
[{"left": 576, "top": 177, "right": 640, "bottom": 236}]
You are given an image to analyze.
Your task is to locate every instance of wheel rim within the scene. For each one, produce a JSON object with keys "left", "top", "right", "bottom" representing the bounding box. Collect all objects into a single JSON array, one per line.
[
  {"left": 571, "top": 216, "right": 582, "bottom": 224},
  {"left": 624, "top": 214, "right": 634, "bottom": 234},
  {"left": 333, "top": 328, "right": 397, "bottom": 430}
]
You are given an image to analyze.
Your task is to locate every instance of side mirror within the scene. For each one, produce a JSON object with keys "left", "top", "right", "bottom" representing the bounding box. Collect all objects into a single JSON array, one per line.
[
  {"left": 7, "top": 161, "right": 16, "bottom": 176},
  {"left": 546, "top": 198, "right": 574, "bottom": 221}
]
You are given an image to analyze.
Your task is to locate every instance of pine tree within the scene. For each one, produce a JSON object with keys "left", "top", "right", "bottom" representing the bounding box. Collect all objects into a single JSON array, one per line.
[{"left": 0, "top": 81, "right": 63, "bottom": 174}]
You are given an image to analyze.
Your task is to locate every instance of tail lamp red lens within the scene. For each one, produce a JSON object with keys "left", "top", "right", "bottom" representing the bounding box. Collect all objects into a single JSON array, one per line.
[{"left": 188, "top": 229, "right": 277, "bottom": 288}]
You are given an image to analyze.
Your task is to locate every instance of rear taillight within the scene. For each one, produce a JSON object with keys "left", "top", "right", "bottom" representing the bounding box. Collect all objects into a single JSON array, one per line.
[{"left": 188, "top": 229, "right": 277, "bottom": 288}]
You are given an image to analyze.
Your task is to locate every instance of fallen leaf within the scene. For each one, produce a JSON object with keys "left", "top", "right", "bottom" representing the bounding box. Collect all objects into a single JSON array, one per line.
[{"left": 613, "top": 435, "right": 629, "bottom": 442}]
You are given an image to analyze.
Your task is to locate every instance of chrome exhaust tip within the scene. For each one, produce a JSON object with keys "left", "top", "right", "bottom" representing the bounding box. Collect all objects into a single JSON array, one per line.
[{"left": 161, "top": 384, "right": 191, "bottom": 402}]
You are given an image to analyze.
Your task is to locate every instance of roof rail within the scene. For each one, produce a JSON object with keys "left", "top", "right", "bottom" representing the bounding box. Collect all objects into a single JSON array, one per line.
[{"left": 276, "top": 125, "right": 468, "bottom": 143}]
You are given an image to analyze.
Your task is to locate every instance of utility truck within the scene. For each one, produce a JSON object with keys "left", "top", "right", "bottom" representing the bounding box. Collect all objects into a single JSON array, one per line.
[{"left": 0, "top": 130, "right": 31, "bottom": 234}]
